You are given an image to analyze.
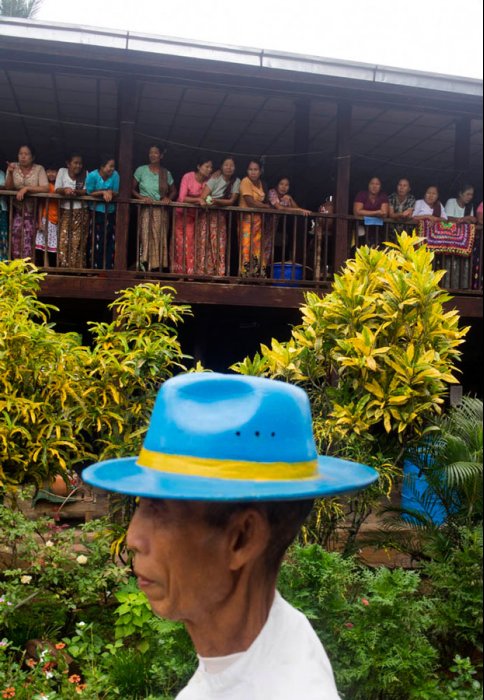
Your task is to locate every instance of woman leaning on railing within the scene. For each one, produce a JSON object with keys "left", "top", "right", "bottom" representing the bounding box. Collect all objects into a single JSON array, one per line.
[
  {"left": 5, "top": 144, "right": 49, "bottom": 259},
  {"left": 55, "top": 152, "right": 89, "bottom": 269},
  {"left": 85, "top": 156, "right": 120, "bottom": 270},
  {"left": 198, "top": 157, "right": 241, "bottom": 276}
]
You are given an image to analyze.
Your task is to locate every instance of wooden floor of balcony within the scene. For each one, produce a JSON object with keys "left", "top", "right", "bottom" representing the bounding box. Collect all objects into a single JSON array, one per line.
[{"left": 38, "top": 270, "right": 482, "bottom": 317}]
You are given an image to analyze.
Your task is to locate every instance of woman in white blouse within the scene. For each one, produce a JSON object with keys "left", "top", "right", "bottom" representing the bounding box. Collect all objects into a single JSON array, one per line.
[
  {"left": 445, "top": 184, "right": 476, "bottom": 224},
  {"left": 413, "top": 185, "right": 448, "bottom": 223}
]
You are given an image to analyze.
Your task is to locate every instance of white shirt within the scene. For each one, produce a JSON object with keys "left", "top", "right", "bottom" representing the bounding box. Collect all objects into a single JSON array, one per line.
[
  {"left": 0, "top": 170, "right": 6, "bottom": 211},
  {"left": 413, "top": 199, "right": 448, "bottom": 219},
  {"left": 54, "top": 168, "right": 87, "bottom": 209},
  {"left": 176, "top": 592, "right": 340, "bottom": 700},
  {"left": 445, "top": 198, "right": 474, "bottom": 218}
]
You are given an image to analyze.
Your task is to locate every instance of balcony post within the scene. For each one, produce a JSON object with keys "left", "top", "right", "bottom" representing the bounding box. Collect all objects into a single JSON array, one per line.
[
  {"left": 334, "top": 101, "right": 352, "bottom": 274},
  {"left": 114, "top": 77, "right": 137, "bottom": 271}
]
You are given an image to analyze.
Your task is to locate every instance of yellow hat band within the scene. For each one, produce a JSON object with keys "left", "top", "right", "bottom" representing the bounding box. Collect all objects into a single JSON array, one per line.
[{"left": 138, "top": 447, "right": 319, "bottom": 482}]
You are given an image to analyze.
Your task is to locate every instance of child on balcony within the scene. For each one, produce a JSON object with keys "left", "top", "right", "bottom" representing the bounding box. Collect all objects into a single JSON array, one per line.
[{"left": 35, "top": 165, "right": 59, "bottom": 267}]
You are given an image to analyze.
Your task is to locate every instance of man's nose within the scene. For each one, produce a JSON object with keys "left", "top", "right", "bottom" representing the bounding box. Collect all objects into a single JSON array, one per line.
[{"left": 126, "top": 510, "right": 147, "bottom": 554}]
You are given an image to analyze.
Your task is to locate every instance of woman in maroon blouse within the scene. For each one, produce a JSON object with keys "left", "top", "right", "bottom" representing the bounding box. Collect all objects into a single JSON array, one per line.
[
  {"left": 353, "top": 177, "right": 389, "bottom": 219},
  {"left": 353, "top": 177, "right": 389, "bottom": 247}
]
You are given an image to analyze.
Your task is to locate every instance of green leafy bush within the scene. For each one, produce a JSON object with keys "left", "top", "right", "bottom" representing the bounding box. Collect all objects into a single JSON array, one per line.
[
  {"left": 0, "top": 260, "right": 192, "bottom": 490},
  {"left": 0, "top": 505, "right": 129, "bottom": 647},
  {"left": 423, "top": 527, "right": 483, "bottom": 662},
  {"left": 279, "top": 544, "right": 438, "bottom": 699},
  {"left": 233, "top": 233, "right": 468, "bottom": 450},
  {"left": 233, "top": 233, "right": 469, "bottom": 548},
  {"left": 0, "top": 260, "right": 90, "bottom": 489}
]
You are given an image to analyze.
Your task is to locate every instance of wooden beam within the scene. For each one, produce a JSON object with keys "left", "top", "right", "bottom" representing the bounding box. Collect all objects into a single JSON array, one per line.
[
  {"left": 38, "top": 274, "right": 483, "bottom": 317},
  {"left": 334, "top": 101, "right": 352, "bottom": 273},
  {"left": 114, "top": 77, "right": 137, "bottom": 271},
  {"left": 445, "top": 293, "right": 483, "bottom": 319},
  {"left": 38, "top": 274, "right": 329, "bottom": 308}
]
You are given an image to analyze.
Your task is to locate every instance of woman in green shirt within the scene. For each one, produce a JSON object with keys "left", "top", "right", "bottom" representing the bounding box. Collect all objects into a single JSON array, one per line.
[{"left": 132, "top": 145, "right": 176, "bottom": 271}]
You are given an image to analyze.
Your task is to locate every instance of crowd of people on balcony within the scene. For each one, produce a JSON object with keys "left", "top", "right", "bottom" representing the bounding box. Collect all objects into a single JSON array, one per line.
[
  {"left": 353, "top": 176, "right": 482, "bottom": 225},
  {"left": 0, "top": 145, "right": 483, "bottom": 281}
]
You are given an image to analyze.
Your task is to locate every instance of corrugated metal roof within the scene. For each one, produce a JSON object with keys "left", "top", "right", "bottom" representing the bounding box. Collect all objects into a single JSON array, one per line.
[{"left": 0, "top": 16, "right": 482, "bottom": 97}]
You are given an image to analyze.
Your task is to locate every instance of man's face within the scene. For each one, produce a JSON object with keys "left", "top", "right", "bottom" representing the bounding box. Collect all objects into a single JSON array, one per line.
[{"left": 127, "top": 499, "right": 232, "bottom": 623}]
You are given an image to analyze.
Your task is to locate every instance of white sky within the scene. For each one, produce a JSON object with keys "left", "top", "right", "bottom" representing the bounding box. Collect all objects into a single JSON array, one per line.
[{"left": 37, "top": 0, "right": 483, "bottom": 80}]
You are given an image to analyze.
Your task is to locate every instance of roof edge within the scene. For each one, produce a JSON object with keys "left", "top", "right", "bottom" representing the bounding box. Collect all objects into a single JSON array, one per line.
[{"left": 0, "top": 17, "right": 482, "bottom": 96}]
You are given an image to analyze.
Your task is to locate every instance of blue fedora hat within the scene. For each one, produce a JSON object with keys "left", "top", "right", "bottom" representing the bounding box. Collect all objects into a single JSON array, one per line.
[{"left": 83, "top": 373, "right": 378, "bottom": 501}]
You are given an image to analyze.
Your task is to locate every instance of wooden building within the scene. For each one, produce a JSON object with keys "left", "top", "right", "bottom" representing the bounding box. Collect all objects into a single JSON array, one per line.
[{"left": 0, "top": 17, "right": 482, "bottom": 378}]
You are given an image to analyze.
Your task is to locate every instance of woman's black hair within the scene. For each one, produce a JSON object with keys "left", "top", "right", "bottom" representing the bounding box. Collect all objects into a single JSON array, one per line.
[
  {"left": 275, "top": 175, "right": 291, "bottom": 187},
  {"left": 196, "top": 154, "right": 213, "bottom": 168},
  {"left": 65, "top": 152, "right": 83, "bottom": 164},
  {"left": 457, "top": 182, "right": 475, "bottom": 216},
  {"left": 18, "top": 143, "right": 36, "bottom": 159},
  {"left": 457, "top": 182, "right": 474, "bottom": 195},
  {"left": 99, "top": 155, "right": 116, "bottom": 169},
  {"left": 149, "top": 143, "right": 166, "bottom": 155},
  {"left": 220, "top": 155, "right": 236, "bottom": 168},
  {"left": 397, "top": 176, "right": 411, "bottom": 187},
  {"left": 368, "top": 175, "right": 382, "bottom": 185}
]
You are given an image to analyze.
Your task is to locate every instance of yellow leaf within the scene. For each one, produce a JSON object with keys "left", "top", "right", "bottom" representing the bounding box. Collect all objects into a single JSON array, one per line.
[
  {"left": 383, "top": 413, "right": 392, "bottom": 433},
  {"left": 366, "top": 356, "right": 377, "bottom": 371},
  {"left": 388, "top": 396, "right": 408, "bottom": 405}
]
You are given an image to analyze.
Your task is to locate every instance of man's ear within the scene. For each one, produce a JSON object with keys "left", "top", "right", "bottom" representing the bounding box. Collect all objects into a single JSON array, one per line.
[{"left": 225, "top": 509, "right": 270, "bottom": 572}]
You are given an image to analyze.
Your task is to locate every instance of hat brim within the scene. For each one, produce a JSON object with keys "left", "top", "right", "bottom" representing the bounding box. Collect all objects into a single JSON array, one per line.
[{"left": 82, "top": 455, "right": 378, "bottom": 501}]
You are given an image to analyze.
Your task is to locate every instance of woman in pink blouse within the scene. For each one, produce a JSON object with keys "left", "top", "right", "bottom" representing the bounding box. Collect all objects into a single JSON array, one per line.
[
  {"left": 172, "top": 158, "right": 213, "bottom": 274},
  {"left": 5, "top": 144, "right": 49, "bottom": 259}
]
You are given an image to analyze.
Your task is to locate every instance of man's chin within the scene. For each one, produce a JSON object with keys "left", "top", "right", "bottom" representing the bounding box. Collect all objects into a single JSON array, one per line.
[{"left": 150, "top": 601, "right": 180, "bottom": 622}]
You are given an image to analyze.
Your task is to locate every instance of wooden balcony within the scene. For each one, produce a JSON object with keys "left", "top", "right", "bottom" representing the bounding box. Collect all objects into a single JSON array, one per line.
[{"left": 2, "top": 191, "right": 482, "bottom": 317}]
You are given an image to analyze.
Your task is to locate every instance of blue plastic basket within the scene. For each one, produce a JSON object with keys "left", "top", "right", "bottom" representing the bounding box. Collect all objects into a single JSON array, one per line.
[
  {"left": 401, "top": 458, "right": 447, "bottom": 526},
  {"left": 272, "top": 262, "right": 303, "bottom": 286}
]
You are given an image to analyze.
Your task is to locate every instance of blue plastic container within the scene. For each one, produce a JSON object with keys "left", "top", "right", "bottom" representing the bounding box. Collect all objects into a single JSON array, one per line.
[
  {"left": 272, "top": 262, "right": 303, "bottom": 286},
  {"left": 401, "top": 458, "right": 447, "bottom": 526}
]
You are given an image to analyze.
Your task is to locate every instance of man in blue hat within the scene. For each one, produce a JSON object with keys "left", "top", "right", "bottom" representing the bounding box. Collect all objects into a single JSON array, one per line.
[{"left": 84, "top": 373, "right": 378, "bottom": 699}]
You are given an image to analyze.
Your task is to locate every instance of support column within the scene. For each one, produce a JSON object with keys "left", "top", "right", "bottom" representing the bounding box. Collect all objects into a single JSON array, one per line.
[
  {"left": 454, "top": 116, "right": 471, "bottom": 180},
  {"left": 334, "top": 101, "right": 352, "bottom": 274},
  {"left": 293, "top": 98, "right": 310, "bottom": 200},
  {"left": 114, "top": 77, "right": 138, "bottom": 271}
]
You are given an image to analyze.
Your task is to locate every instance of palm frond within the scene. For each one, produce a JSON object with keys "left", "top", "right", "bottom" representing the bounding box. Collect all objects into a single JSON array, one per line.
[
  {"left": 378, "top": 398, "right": 483, "bottom": 558},
  {"left": 443, "top": 461, "right": 483, "bottom": 488},
  {"left": 0, "top": 0, "right": 43, "bottom": 18}
]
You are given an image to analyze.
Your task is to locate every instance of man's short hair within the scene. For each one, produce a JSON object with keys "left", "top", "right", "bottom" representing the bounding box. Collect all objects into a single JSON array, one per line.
[{"left": 202, "top": 500, "right": 314, "bottom": 574}]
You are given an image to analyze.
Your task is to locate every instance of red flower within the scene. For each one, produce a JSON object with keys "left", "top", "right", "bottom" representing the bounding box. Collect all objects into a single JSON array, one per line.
[
  {"left": 361, "top": 597, "right": 370, "bottom": 606},
  {"left": 344, "top": 622, "right": 354, "bottom": 629},
  {"left": 1, "top": 688, "right": 16, "bottom": 699},
  {"left": 55, "top": 642, "right": 66, "bottom": 650},
  {"left": 69, "top": 675, "right": 82, "bottom": 684}
]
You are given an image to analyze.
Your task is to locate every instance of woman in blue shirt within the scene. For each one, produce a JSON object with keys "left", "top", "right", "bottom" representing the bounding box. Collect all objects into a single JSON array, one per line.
[{"left": 85, "top": 156, "right": 120, "bottom": 269}]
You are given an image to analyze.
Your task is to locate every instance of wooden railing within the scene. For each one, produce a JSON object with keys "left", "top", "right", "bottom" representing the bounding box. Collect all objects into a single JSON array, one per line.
[{"left": 0, "top": 192, "right": 482, "bottom": 293}]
